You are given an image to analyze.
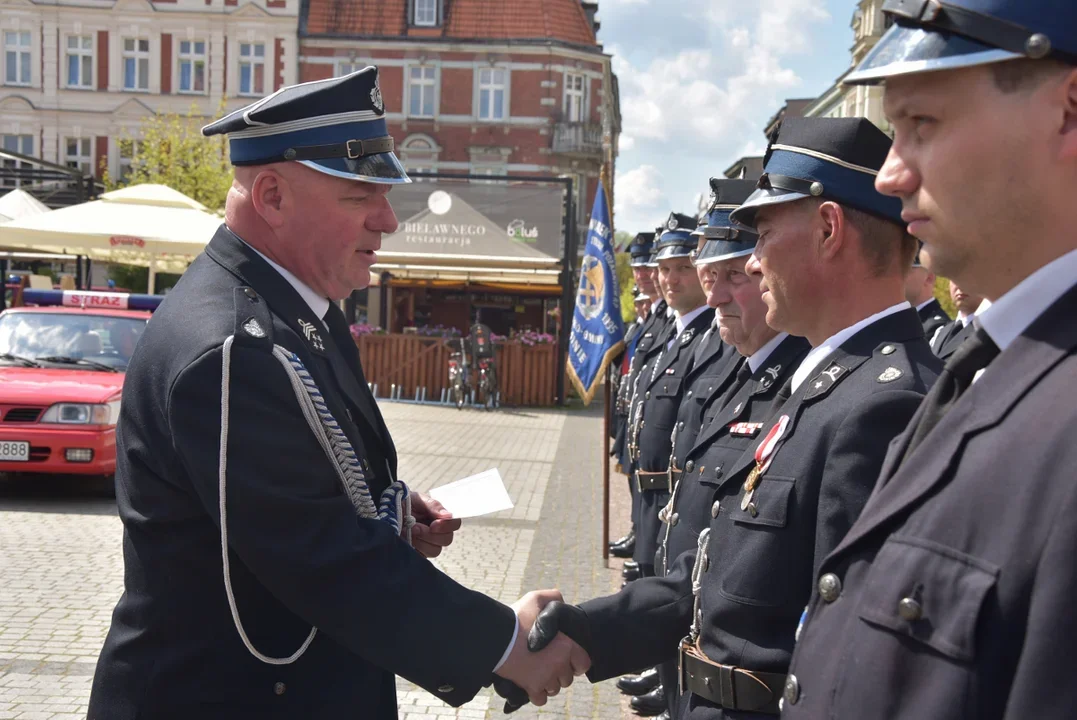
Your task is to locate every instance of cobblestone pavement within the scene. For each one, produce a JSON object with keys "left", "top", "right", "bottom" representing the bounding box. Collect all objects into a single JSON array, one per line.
[{"left": 0, "top": 398, "right": 640, "bottom": 720}]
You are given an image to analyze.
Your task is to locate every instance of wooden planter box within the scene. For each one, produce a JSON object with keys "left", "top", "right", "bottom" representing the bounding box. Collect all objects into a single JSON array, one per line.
[{"left": 354, "top": 333, "right": 558, "bottom": 407}]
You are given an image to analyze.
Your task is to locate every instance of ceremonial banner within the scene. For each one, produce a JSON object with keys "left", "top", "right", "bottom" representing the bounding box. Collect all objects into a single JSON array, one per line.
[{"left": 567, "top": 180, "right": 625, "bottom": 405}]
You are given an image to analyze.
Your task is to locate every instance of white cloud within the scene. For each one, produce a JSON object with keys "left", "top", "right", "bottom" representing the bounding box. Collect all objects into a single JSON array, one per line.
[
  {"left": 615, "top": 164, "right": 666, "bottom": 217},
  {"left": 619, "top": 134, "right": 636, "bottom": 151}
]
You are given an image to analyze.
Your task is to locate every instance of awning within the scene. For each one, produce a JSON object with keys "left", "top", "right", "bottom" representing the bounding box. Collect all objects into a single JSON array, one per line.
[{"left": 0, "top": 189, "right": 50, "bottom": 224}]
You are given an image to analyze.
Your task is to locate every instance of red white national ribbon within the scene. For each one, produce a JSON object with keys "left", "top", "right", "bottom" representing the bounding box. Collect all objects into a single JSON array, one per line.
[{"left": 753, "top": 414, "right": 790, "bottom": 476}]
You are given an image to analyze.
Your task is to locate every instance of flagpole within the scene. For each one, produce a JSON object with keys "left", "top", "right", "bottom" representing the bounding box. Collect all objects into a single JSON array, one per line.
[{"left": 602, "top": 363, "right": 612, "bottom": 566}]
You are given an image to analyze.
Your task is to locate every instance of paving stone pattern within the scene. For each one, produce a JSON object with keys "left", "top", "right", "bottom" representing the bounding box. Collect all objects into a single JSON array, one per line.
[{"left": 0, "top": 400, "right": 637, "bottom": 719}]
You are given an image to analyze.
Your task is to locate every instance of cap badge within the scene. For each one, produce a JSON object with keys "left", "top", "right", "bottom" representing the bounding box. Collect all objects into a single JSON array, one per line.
[
  {"left": 667, "top": 216, "right": 679, "bottom": 231},
  {"left": 809, "top": 181, "right": 825, "bottom": 197},
  {"left": 370, "top": 83, "right": 384, "bottom": 113},
  {"left": 298, "top": 318, "right": 325, "bottom": 352},
  {"left": 878, "top": 367, "right": 903, "bottom": 383},
  {"left": 1025, "top": 33, "right": 1051, "bottom": 59}
]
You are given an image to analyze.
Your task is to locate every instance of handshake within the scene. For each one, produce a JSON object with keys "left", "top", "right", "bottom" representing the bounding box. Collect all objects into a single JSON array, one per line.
[{"left": 490, "top": 590, "right": 592, "bottom": 712}]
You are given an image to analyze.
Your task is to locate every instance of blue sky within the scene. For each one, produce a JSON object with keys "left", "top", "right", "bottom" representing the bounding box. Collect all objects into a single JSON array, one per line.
[{"left": 595, "top": 0, "right": 861, "bottom": 235}]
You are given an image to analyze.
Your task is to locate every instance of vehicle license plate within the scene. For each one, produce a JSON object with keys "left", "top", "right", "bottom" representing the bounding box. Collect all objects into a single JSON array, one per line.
[{"left": 0, "top": 441, "right": 30, "bottom": 461}]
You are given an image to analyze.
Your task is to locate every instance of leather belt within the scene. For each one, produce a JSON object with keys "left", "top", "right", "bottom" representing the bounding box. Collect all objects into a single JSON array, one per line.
[
  {"left": 678, "top": 639, "right": 784, "bottom": 715},
  {"left": 636, "top": 470, "right": 671, "bottom": 492}
]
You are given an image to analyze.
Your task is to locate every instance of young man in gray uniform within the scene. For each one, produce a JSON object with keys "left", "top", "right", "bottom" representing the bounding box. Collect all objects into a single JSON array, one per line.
[{"left": 783, "top": 2, "right": 1077, "bottom": 717}]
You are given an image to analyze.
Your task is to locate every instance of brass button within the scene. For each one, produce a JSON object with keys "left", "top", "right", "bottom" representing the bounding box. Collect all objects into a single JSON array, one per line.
[
  {"left": 670, "top": 512, "right": 679, "bottom": 526},
  {"left": 898, "top": 597, "right": 922, "bottom": 621},
  {"left": 818, "top": 573, "right": 841, "bottom": 603},
  {"left": 273, "top": 682, "right": 286, "bottom": 696},
  {"left": 746, "top": 502, "right": 758, "bottom": 517},
  {"left": 687, "top": 390, "right": 694, "bottom": 399},
  {"left": 881, "top": 345, "right": 896, "bottom": 355},
  {"left": 711, "top": 500, "right": 721, "bottom": 518},
  {"left": 437, "top": 684, "right": 455, "bottom": 694},
  {"left": 685, "top": 460, "right": 695, "bottom": 473},
  {"left": 244, "top": 287, "right": 258, "bottom": 300},
  {"left": 646, "top": 391, "right": 651, "bottom": 400},
  {"left": 714, "top": 465, "right": 723, "bottom": 479},
  {"left": 678, "top": 421, "right": 685, "bottom": 431},
  {"left": 783, "top": 675, "right": 799, "bottom": 705}
]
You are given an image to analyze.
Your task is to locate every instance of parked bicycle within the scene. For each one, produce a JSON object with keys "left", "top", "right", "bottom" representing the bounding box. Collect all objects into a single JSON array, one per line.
[
  {"left": 447, "top": 337, "right": 470, "bottom": 410},
  {"left": 469, "top": 323, "right": 500, "bottom": 411}
]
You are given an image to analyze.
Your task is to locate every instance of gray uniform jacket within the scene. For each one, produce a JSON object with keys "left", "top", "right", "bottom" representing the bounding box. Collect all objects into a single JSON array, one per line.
[{"left": 784, "top": 284, "right": 1077, "bottom": 720}]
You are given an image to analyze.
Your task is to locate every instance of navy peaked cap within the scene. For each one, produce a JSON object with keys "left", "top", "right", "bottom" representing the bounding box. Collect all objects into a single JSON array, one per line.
[
  {"left": 628, "top": 232, "right": 656, "bottom": 267},
  {"left": 729, "top": 117, "right": 903, "bottom": 230},
  {"left": 694, "top": 178, "right": 759, "bottom": 266},
  {"left": 201, "top": 66, "right": 409, "bottom": 184},
  {"left": 655, "top": 212, "right": 699, "bottom": 261},
  {"left": 847, "top": 0, "right": 1077, "bottom": 85}
]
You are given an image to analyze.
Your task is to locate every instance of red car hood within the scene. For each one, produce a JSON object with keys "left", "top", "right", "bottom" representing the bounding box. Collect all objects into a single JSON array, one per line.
[{"left": 0, "top": 367, "right": 124, "bottom": 404}]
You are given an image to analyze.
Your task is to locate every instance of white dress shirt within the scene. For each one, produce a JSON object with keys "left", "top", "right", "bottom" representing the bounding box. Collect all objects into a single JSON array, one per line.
[
  {"left": 246, "top": 239, "right": 521, "bottom": 670},
  {"left": 979, "top": 247, "right": 1077, "bottom": 352},
  {"left": 748, "top": 332, "right": 790, "bottom": 373},
  {"left": 957, "top": 311, "right": 974, "bottom": 328},
  {"left": 791, "top": 302, "right": 911, "bottom": 394},
  {"left": 667, "top": 305, "right": 710, "bottom": 350}
]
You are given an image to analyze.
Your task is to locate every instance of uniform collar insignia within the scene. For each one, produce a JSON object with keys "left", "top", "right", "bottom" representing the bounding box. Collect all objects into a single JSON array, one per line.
[
  {"left": 298, "top": 318, "right": 325, "bottom": 352},
  {"left": 754, "top": 363, "right": 783, "bottom": 394},
  {"left": 804, "top": 361, "right": 849, "bottom": 401},
  {"left": 680, "top": 328, "right": 695, "bottom": 345},
  {"left": 243, "top": 318, "right": 266, "bottom": 338}
]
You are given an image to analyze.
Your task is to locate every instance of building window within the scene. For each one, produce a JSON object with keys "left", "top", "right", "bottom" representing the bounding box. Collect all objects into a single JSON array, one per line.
[
  {"left": 1, "top": 134, "right": 34, "bottom": 189},
  {"left": 65, "top": 35, "right": 94, "bottom": 89},
  {"left": 470, "top": 163, "right": 507, "bottom": 185},
  {"left": 178, "top": 40, "right": 206, "bottom": 94},
  {"left": 414, "top": 0, "right": 438, "bottom": 26},
  {"left": 563, "top": 72, "right": 586, "bottom": 122},
  {"left": 238, "top": 42, "right": 265, "bottom": 96},
  {"left": 64, "top": 137, "right": 93, "bottom": 175},
  {"left": 477, "top": 68, "right": 507, "bottom": 121},
  {"left": 335, "top": 59, "right": 361, "bottom": 77},
  {"left": 123, "top": 38, "right": 150, "bottom": 92},
  {"left": 4, "top": 31, "right": 31, "bottom": 86},
  {"left": 118, "top": 139, "right": 145, "bottom": 182},
  {"left": 407, "top": 66, "right": 436, "bottom": 118}
]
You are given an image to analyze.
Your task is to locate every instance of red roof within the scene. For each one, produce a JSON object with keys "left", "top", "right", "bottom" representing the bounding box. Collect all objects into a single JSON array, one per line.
[{"left": 304, "top": 0, "right": 598, "bottom": 47}]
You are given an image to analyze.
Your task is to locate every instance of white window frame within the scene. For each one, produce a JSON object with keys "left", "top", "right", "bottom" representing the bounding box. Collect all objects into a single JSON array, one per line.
[
  {"left": 238, "top": 42, "right": 266, "bottom": 97},
  {"left": 122, "top": 37, "right": 150, "bottom": 92},
  {"left": 334, "top": 59, "right": 361, "bottom": 77},
  {"left": 400, "top": 134, "right": 439, "bottom": 177},
  {"left": 1, "top": 134, "right": 34, "bottom": 188},
  {"left": 476, "top": 67, "right": 508, "bottom": 122},
  {"left": 65, "top": 34, "right": 94, "bottom": 90},
  {"left": 563, "top": 72, "right": 586, "bottom": 123},
  {"left": 469, "top": 162, "right": 507, "bottom": 185},
  {"left": 118, "top": 138, "right": 145, "bottom": 182},
  {"left": 177, "top": 39, "right": 207, "bottom": 95},
  {"left": 4, "top": 31, "right": 32, "bottom": 87},
  {"left": 406, "top": 65, "right": 437, "bottom": 118},
  {"left": 64, "top": 137, "right": 93, "bottom": 175},
  {"left": 414, "top": 0, "right": 438, "bottom": 26}
]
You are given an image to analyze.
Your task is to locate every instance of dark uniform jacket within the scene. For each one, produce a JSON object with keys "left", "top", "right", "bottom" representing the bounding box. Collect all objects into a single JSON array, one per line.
[
  {"left": 931, "top": 317, "right": 975, "bottom": 360},
  {"left": 619, "top": 302, "right": 670, "bottom": 473},
  {"left": 632, "top": 308, "right": 716, "bottom": 568},
  {"left": 612, "top": 319, "right": 644, "bottom": 462},
  {"left": 87, "top": 226, "right": 514, "bottom": 720},
  {"left": 577, "top": 308, "right": 941, "bottom": 720},
  {"left": 783, "top": 284, "right": 1077, "bottom": 720},
  {"left": 917, "top": 298, "right": 950, "bottom": 340}
]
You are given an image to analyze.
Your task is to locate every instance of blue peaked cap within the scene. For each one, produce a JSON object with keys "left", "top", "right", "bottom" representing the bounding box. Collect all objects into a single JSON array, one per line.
[
  {"left": 847, "top": 0, "right": 1077, "bottom": 84},
  {"left": 628, "top": 232, "right": 656, "bottom": 268},
  {"left": 654, "top": 212, "right": 699, "bottom": 261},
  {"left": 201, "top": 66, "right": 409, "bottom": 184},
  {"left": 694, "top": 179, "right": 759, "bottom": 266},
  {"left": 729, "top": 117, "right": 904, "bottom": 230}
]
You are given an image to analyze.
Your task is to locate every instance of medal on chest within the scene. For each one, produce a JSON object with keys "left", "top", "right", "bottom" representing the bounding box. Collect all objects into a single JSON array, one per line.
[{"left": 741, "top": 414, "right": 790, "bottom": 512}]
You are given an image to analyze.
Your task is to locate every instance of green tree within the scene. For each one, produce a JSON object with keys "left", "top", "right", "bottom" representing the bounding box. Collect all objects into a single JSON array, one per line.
[
  {"left": 103, "top": 103, "right": 232, "bottom": 212},
  {"left": 934, "top": 275, "right": 956, "bottom": 317},
  {"left": 612, "top": 231, "right": 638, "bottom": 324}
]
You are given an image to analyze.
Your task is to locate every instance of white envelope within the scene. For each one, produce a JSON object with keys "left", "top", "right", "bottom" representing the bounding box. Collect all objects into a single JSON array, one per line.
[{"left": 427, "top": 468, "right": 514, "bottom": 518}]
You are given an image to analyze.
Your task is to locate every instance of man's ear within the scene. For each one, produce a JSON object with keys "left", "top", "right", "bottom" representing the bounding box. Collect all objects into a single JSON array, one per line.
[
  {"left": 815, "top": 201, "right": 845, "bottom": 262},
  {"left": 1059, "top": 68, "right": 1077, "bottom": 159},
  {"left": 249, "top": 170, "right": 289, "bottom": 229}
]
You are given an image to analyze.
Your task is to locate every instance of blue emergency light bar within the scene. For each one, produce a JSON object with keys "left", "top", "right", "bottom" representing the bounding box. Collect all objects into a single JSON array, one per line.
[{"left": 20, "top": 289, "right": 165, "bottom": 311}]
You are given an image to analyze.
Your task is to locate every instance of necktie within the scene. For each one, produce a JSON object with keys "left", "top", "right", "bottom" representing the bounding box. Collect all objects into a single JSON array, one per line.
[
  {"left": 901, "top": 323, "right": 999, "bottom": 464},
  {"left": 713, "top": 359, "right": 751, "bottom": 415}
]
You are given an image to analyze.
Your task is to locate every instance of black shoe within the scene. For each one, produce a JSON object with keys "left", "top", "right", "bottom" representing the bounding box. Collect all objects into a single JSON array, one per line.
[
  {"left": 610, "top": 535, "right": 636, "bottom": 558},
  {"left": 622, "top": 564, "right": 641, "bottom": 583},
  {"left": 616, "top": 667, "right": 660, "bottom": 696},
  {"left": 656, "top": 712, "right": 671, "bottom": 720},
  {"left": 609, "top": 530, "right": 634, "bottom": 548},
  {"left": 630, "top": 686, "right": 666, "bottom": 716}
]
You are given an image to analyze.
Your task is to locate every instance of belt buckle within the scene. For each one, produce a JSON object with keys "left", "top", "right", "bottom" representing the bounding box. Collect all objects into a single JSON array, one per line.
[{"left": 346, "top": 139, "right": 364, "bottom": 159}]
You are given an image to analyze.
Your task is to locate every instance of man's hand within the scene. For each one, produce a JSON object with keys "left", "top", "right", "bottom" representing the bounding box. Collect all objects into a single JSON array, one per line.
[
  {"left": 410, "top": 492, "right": 461, "bottom": 559},
  {"left": 493, "top": 590, "right": 591, "bottom": 708}
]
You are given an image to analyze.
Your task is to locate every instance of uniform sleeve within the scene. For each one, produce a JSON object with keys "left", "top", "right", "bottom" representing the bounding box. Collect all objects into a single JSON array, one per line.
[
  {"left": 167, "top": 343, "right": 515, "bottom": 707},
  {"left": 815, "top": 390, "right": 924, "bottom": 580},
  {"left": 579, "top": 547, "right": 696, "bottom": 681},
  {"left": 1002, "top": 477, "right": 1077, "bottom": 719}
]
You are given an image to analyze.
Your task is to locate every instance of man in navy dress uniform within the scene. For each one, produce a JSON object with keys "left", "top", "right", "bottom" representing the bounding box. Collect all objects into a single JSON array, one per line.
[
  {"left": 930, "top": 279, "right": 984, "bottom": 359},
  {"left": 520, "top": 117, "right": 941, "bottom": 720},
  {"left": 783, "top": 2, "right": 1077, "bottom": 718},
  {"left": 906, "top": 244, "right": 950, "bottom": 339},
  {"left": 86, "top": 67, "right": 588, "bottom": 719}
]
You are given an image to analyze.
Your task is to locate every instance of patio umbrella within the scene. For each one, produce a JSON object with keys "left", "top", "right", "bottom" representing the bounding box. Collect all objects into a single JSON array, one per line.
[
  {"left": 0, "top": 184, "right": 222, "bottom": 292},
  {"left": 0, "top": 188, "right": 50, "bottom": 224}
]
